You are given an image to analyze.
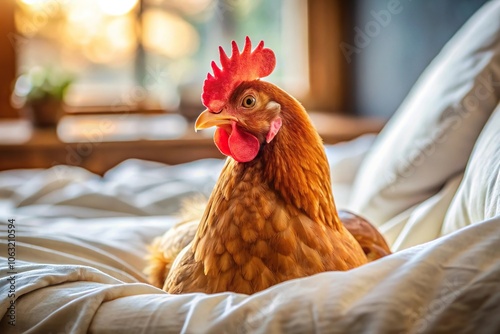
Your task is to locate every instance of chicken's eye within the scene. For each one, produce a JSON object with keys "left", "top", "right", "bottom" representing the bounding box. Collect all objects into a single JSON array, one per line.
[{"left": 242, "top": 95, "right": 256, "bottom": 108}]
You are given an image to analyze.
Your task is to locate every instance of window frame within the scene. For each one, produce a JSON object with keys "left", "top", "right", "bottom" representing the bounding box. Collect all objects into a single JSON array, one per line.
[
  {"left": 305, "top": 0, "right": 353, "bottom": 113},
  {"left": 0, "top": 0, "right": 18, "bottom": 119},
  {"left": 0, "top": 0, "right": 353, "bottom": 118}
]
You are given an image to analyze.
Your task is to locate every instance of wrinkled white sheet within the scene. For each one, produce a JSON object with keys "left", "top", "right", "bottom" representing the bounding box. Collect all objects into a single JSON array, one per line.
[
  {"left": 0, "top": 136, "right": 375, "bottom": 221},
  {"left": 0, "top": 135, "right": 499, "bottom": 333},
  {"left": 1, "top": 216, "right": 499, "bottom": 333}
]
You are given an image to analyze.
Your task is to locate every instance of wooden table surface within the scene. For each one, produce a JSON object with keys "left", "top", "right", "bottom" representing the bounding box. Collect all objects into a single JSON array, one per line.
[{"left": 0, "top": 113, "right": 384, "bottom": 175}]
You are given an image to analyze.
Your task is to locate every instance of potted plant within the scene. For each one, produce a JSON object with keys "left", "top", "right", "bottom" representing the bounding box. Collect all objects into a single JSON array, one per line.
[{"left": 13, "top": 67, "right": 73, "bottom": 128}]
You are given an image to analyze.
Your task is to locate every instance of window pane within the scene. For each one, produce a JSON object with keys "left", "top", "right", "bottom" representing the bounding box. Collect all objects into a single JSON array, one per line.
[
  {"left": 15, "top": 0, "right": 308, "bottom": 112},
  {"left": 15, "top": 0, "right": 139, "bottom": 109}
]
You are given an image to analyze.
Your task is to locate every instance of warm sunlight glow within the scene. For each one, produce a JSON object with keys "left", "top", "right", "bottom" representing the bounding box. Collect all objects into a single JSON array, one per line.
[
  {"left": 97, "top": 0, "right": 138, "bottom": 16},
  {"left": 14, "top": 0, "right": 297, "bottom": 110},
  {"left": 107, "top": 17, "right": 137, "bottom": 52},
  {"left": 171, "top": 0, "right": 213, "bottom": 16},
  {"left": 18, "top": 0, "right": 51, "bottom": 5},
  {"left": 82, "top": 16, "right": 137, "bottom": 64},
  {"left": 58, "top": 1, "right": 137, "bottom": 65},
  {"left": 142, "top": 10, "right": 199, "bottom": 59}
]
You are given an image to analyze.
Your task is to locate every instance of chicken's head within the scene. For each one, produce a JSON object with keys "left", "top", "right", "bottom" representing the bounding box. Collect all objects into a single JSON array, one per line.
[{"left": 195, "top": 37, "right": 282, "bottom": 163}]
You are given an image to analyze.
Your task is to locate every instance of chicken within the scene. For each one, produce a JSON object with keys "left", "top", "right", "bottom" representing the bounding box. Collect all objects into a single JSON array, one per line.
[{"left": 146, "top": 37, "right": 391, "bottom": 294}]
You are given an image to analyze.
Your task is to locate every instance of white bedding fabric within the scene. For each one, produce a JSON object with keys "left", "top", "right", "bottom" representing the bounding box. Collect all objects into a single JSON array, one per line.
[
  {"left": 1, "top": 2, "right": 500, "bottom": 329},
  {"left": 0, "top": 134, "right": 499, "bottom": 333},
  {"left": 1, "top": 215, "right": 499, "bottom": 333}
]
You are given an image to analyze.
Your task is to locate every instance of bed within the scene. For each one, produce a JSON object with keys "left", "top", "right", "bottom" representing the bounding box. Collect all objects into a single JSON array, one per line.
[{"left": 1, "top": 1, "right": 500, "bottom": 333}]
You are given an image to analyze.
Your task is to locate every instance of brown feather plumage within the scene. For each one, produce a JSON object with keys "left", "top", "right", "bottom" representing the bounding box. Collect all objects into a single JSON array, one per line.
[{"left": 146, "top": 80, "right": 391, "bottom": 294}]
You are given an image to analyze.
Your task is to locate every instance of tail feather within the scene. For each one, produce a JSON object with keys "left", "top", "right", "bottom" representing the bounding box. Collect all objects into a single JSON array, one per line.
[
  {"left": 338, "top": 210, "right": 391, "bottom": 261},
  {"left": 145, "top": 236, "right": 176, "bottom": 288},
  {"left": 144, "top": 196, "right": 207, "bottom": 288},
  {"left": 145, "top": 219, "right": 200, "bottom": 288}
]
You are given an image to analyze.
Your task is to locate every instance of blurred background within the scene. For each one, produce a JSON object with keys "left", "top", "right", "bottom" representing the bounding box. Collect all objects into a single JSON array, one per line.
[
  {"left": 7, "top": 0, "right": 307, "bottom": 116},
  {"left": 0, "top": 0, "right": 489, "bottom": 173}
]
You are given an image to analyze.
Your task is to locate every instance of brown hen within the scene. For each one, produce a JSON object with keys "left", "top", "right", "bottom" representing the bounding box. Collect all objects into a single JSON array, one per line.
[{"left": 146, "top": 38, "right": 390, "bottom": 294}]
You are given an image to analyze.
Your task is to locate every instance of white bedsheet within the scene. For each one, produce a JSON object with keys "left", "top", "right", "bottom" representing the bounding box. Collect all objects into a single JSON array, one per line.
[
  {"left": 0, "top": 135, "right": 375, "bottom": 221},
  {"left": 0, "top": 136, "right": 499, "bottom": 333},
  {"left": 1, "top": 216, "right": 499, "bottom": 333}
]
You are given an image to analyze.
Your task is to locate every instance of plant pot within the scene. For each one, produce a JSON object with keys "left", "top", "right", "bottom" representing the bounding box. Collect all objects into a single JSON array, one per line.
[{"left": 24, "top": 99, "right": 63, "bottom": 128}]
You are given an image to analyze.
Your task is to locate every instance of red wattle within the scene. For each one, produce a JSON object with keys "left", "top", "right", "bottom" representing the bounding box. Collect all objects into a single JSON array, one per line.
[
  {"left": 228, "top": 122, "right": 260, "bottom": 162},
  {"left": 214, "top": 127, "right": 231, "bottom": 157},
  {"left": 213, "top": 123, "right": 260, "bottom": 162}
]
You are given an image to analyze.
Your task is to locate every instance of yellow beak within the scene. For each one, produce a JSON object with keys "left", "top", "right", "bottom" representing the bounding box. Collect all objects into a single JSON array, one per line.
[{"left": 194, "top": 109, "right": 238, "bottom": 132}]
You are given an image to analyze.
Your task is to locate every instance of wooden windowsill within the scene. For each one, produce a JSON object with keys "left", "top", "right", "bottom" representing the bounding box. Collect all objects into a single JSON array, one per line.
[
  {"left": 0, "top": 113, "right": 385, "bottom": 175},
  {"left": 309, "top": 112, "right": 384, "bottom": 144}
]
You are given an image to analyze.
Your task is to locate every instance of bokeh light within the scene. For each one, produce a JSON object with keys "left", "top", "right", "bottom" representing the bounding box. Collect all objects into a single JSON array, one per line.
[
  {"left": 18, "top": 0, "right": 51, "bottom": 6},
  {"left": 170, "top": 0, "right": 213, "bottom": 16},
  {"left": 14, "top": 0, "right": 298, "bottom": 110},
  {"left": 142, "top": 9, "right": 199, "bottom": 59},
  {"left": 97, "top": 0, "right": 139, "bottom": 17}
]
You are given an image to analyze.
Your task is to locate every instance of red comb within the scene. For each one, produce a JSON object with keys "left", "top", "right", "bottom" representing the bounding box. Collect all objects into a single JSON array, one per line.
[{"left": 202, "top": 36, "right": 276, "bottom": 112}]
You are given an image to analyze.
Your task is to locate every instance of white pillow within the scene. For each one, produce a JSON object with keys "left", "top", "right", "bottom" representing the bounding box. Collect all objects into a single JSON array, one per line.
[
  {"left": 380, "top": 172, "right": 463, "bottom": 250},
  {"left": 349, "top": 0, "right": 500, "bottom": 225},
  {"left": 441, "top": 103, "right": 500, "bottom": 235}
]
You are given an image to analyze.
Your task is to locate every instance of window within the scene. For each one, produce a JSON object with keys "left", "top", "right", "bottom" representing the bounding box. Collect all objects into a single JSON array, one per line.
[{"left": 12, "top": 0, "right": 308, "bottom": 114}]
